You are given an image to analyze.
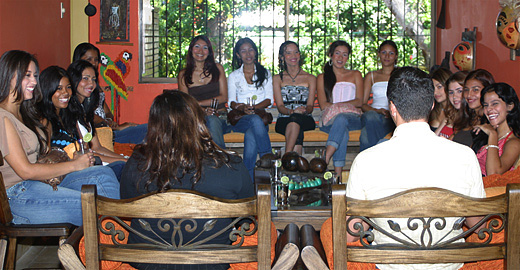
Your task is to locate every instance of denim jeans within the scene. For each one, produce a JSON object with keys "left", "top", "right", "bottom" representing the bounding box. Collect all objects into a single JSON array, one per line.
[
  {"left": 6, "top": 166, "right": 120, "bottom": 226},
  {"left": 205, "top": 114, "right": 271, "bottom": 181},
  {"left": 113, "top": 124, "right": 148, "bottom": 144},
  {"left": 232, "top": 114, "right": 272, "bottom": 180},
  {"left": 360, "top": 110, "right": 395, "bottom": 151},
  {"left": 205, "top": 115, "right": 229, "bottom": 149},
  {"left": 319, "top": 113, "right": 362, "bottom": 168}
]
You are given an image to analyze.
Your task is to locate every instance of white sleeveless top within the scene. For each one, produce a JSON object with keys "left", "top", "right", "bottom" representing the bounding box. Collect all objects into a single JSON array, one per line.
[{"left": 371, "top": 81, "right": 389, "bottom": 110}]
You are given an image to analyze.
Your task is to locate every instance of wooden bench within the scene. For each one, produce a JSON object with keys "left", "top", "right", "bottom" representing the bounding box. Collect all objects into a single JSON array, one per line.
[{"left": 223, "top": 108, "right": 362, "bottom": 150}]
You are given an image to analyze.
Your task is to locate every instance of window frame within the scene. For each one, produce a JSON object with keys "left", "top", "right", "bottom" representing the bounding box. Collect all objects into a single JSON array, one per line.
[{"left": 138, "top": 0, "right": 437, "bottom": 84}]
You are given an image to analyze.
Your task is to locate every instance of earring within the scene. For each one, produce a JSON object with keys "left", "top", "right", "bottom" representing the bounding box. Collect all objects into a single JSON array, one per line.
[{"left": 328, "top": 59, "right": 333, "bottom": 66}]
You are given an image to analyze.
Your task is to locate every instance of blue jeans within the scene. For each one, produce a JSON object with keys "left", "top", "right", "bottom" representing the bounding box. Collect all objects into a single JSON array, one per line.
[
  {"left": 360, "top": 110, "right": 395, "bottom": 151},
  {"left": 6, "top": 166, "right": 120, "bottom": 226},
  {"left": 232, "top": 114, "right": 272, "bottom": 180},
  {"left": 205, "top": 114, "right": 272, "bottom": 181},
  {"left": 113, "top": 124, "right": 148, "bottom": 144},
  {"left": 320, "top": 113, "right": 362, "bottom": 168}
]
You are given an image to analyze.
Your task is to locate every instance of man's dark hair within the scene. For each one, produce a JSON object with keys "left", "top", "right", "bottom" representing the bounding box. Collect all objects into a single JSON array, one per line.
[{"left": 387, "top": 66, "right": 434, "bottom": 122}]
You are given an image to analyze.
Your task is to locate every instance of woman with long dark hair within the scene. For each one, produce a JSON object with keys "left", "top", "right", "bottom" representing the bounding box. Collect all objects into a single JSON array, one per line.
[
  {"left": 120, "top": 90, "right": 253, "bottom": 269},
  {"left": 474, "top": 83, "right": 520, "bottom": 176},
  {"left": 272, "top": 41, "right": 317, "bottom": 154},
  {"left": 227, "top": 37, "right": 272, "bottom": 179},
  {"left": 72, "top": 42, "right": 147, "bottom": 144},
  {"left": 317, "top": 40, "right": 363, "bottom": 178},
  {"left": 429, "top": 67, "right": 452, "bottom": 131},
  {"left": 0, "top": 50, "right": 119, "bottom": 226},
  {"left": 360, "top": 40, "right": 398, "bottom": 150},
  {"left": 178, "top": 35, "right": 228, "bottom": 149},
  {"left": 63, "top": 60, "right": 127, "bottom": 166}
]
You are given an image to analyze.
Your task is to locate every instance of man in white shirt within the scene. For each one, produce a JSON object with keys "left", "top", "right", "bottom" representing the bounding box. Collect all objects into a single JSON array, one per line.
[{"left": 346, "top": 66, "right": 485, "bottom": 270}]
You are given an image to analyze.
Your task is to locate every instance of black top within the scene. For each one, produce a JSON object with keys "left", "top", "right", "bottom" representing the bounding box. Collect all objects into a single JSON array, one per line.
[
  {"left": 188, "top": 82, "right": 226, "bottom": 110},
  {"left": 120, "top": 150, "right": 254, "bottom": 269},
  {"left": 50, "top": 121, "right": 77, "bottom": 149}
]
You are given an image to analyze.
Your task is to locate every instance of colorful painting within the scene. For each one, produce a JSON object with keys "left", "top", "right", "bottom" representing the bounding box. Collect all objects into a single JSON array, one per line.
[
  {"left": 99, "top": 0, "right": 129, "bottom": 42},
  {"left": 100, "top": 50, "right": 133, "bottom": 122}
]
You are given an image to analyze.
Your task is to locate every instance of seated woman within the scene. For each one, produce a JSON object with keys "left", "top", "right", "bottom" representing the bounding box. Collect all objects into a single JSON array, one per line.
[
  {"left": 62, "top": 60, "right": 128, "bottom": 178},
  {"left": 0, "top": 50, "right": 119, "bottom": 226},
  {"left": 227, "top": 37, "right": 273, "bottom": 179},
  {"left": 72, "top": 43, "right": 147, "bottom": 144},
  {"left": 474, "top": 83, "right": 520, "bottom": 176},
  {"left": 120, "top": 90, "right": 254, "bottom": 269},
  {"left": 317, "top": 41, "right": 363, "bottom": 178},
  {"left": 436, "top": 71, "right": 472, "bottom": 145},
  {"left": 463, "top": 69, "right": 495, "bottom": 152},
  {"left": 178, "top": 35, "right": 228, "bottom": 149},
  {"left": 360, "top": 40, "right": 398, "bottom": 150},
  {"left": 429, "top": 67, "right": 452, "bottom": 132},
  {"left": 272, "top": 41, "right": 317, "bottom": 154}
]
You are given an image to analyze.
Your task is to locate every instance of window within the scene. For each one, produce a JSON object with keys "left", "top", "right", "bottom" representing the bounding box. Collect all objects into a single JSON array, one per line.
[{"left": 139, "top": 0, "right": 433, "bottom": 83}]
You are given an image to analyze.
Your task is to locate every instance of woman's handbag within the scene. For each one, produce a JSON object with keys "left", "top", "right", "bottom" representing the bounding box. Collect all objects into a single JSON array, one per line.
[
  {"left": 319, "top": 103, "right": 362, "bottom": 126},
  {"left": 227, "top": 108, "right": 273, "bottom": 126},
  {"left": 36, "top": 148, "right": 71, "bottom": 190}
]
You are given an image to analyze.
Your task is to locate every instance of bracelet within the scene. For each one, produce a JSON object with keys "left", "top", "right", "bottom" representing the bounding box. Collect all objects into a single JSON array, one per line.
[{"left": 486, "top": 144, "right": 499, "bottom": 150}]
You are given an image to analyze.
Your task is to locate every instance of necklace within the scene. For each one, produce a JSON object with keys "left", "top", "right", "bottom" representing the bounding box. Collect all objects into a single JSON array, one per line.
[
  {"left": 198, "top": 72, "right": 208, "bottom": 83},
  {"left": 498, "top": 130, "right": 512, "bottom": 141},
  {"left": 287, "top": 68, "right": 301, "bottom": 82}
]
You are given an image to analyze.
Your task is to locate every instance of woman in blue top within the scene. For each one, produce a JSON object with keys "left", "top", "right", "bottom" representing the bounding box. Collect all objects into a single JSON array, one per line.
[
  {"left": 227, "top": 37, "right": 273, "bottom": 180},
  {"left": 317, "top": 41, "right": 363, "bottom": 179}
]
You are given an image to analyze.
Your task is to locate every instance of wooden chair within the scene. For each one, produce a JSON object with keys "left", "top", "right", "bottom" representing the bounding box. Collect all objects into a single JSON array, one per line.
[
  {"left": 61, "top": 184, "right": 294, "bottom": 270},
  {"left": 331, "top": 183, "right": 520, "bottom": 269},
  {"left": 0, "top": 151, "right": 72, "bottom": 270}
]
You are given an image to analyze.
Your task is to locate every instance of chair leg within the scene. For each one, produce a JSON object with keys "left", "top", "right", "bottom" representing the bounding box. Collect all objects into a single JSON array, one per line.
[
  {"left": 5, "top": 237, "right": 16, "bottom": 270},
  {"left": 0, "top": 238, "right": 7, "bottom": 270}
]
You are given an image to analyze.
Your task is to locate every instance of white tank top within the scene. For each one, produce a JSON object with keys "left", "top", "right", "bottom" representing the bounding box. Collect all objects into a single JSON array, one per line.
[{"left": 371, "top": 81, "right": 389, "bottom": 110}]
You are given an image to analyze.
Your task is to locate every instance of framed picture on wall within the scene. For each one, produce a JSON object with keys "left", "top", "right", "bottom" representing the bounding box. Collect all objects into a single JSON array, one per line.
[{"left": 99, "top": 0, "right": 129, "bottom": 42}]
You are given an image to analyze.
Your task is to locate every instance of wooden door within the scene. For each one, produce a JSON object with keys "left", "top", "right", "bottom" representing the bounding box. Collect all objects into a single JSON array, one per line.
[{"left": 0, "top": 0, "right": 71, "bottom": 70}]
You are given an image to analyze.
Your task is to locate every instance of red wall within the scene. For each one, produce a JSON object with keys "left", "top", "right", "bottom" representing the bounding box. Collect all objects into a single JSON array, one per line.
[
  {"left": 87, "top": 0, "right": 520, "bottom": 123},
  {"left": 88, "top": 0, "right": 177, "bottom": 124},
  {"left": 435, "top": 0, "right": 520, "bottom": 95}
]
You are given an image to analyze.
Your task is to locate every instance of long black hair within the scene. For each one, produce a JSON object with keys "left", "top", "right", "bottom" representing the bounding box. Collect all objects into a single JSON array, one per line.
[
  {"left": 0, "top": 50, "right": 48, "bottom": 155},
  {"left": 62, "top": 60, "right": 100, "bottom": 137},
  {"left": 72, "top": 43, "right": 100, "bottom": 63},
  {"left": 231, "top": 37, "right": 268, "bottom": 88},
  {"left": 277, "top": 40, "right": 303, "bottom": 81},
  {"left": 181, "top": 35, "right": 220, "bottom": 86},
  {"left": 323, "top": 40, "right": 351, "bottom": 102},
  {"left": 472, "top": 83, "right": 520, "bottom": 152},
  {"left": 38, "top": 66, "right": 75, "bottom": 138}
]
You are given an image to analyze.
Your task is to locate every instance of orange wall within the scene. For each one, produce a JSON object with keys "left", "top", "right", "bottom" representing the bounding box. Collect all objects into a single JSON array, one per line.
[
  {"left": 86, "top": 0, "right": 520, "bottom": 123},
  {"left": 435, "top": 0, "right": 520, "bottom": 95},
  {"left": 87, "top": 0, "right": 177, "bottom": 124}
]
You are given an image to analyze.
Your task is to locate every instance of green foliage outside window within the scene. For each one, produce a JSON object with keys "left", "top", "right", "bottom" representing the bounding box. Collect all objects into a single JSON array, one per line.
[{"left": 141, "top": 0, "right": 431, "bottom": 80}]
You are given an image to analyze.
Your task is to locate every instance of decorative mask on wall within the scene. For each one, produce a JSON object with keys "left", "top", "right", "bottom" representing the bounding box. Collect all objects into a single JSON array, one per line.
[
  {"left": 452, "top": 42, "right": 474, "bottom": 71},
  {"left": 497, "top": 0, "right": 520, "bottom": 50}
]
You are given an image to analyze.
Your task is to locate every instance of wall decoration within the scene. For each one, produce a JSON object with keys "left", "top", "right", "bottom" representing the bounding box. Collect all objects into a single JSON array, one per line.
[
  {"left": 100, "top": 50, "right": 132, "bottom": 123},
  {"left": 99, "top": 0, "right": 129, "bottom": 42},
  {"left": 452, "top": 28, "right": 476, "bottom": 71}
]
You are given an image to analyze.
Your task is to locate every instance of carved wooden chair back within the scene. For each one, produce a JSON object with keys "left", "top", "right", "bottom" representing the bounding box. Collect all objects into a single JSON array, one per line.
[
  {"left": 82, "top": 184, "right": 272, "bottom": 270},
  {"left": 331, "top": 184, "right": 520, "bottom": 269}
]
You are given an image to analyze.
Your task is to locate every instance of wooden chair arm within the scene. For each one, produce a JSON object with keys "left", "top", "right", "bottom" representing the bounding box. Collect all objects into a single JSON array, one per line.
[
  {"left": 272, "top": 223, "right": 299, "bottom": 270},
  {"left": 58, "top": 226, "right": 85, "bottom": 270},
  {"left": 300, "top": 224, "right": 329, "bottom": 270}
]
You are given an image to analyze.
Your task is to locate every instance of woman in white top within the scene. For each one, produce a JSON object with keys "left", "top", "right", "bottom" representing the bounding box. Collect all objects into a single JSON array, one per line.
[
  {"left": 227, "top": 37, "right": 273, "bottom": 180},
  {"left": 317, "top": 41, "right": 363, "bottom": 178},
  {"left": 360, "top": 40, "right": 398, "bottom": 150}
]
